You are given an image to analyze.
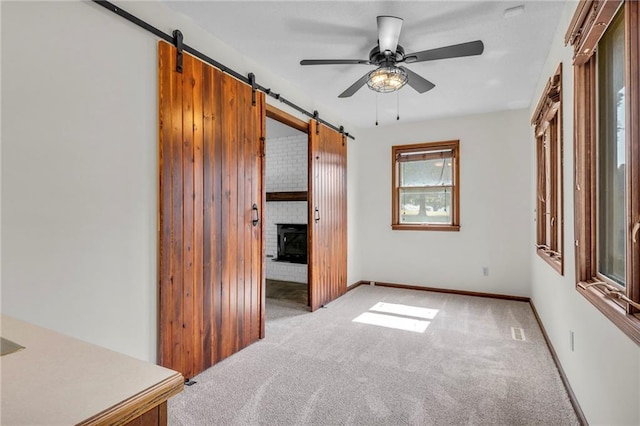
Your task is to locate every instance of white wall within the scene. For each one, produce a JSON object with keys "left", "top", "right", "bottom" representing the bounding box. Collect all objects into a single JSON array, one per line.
[
  {"left": 2, "top": 0, "right": 159, "bottom": 362},
  {"left": 528, "top": 2, "right": 640, "bottom": 425},
  {"left": 265, "top": 135, "right": 308, "bottom": 193},
  {"left": 265, "top": 134, "right": 308, "bottom": 283},
  {"left": 0, "top": 1, "right": 349, "bottom": 362},
  {"left": 350, "top": 109, "right": 532, "bottom": 296},
  {"left": 346, "top": 139, "right": 360, "bottom": 286}
]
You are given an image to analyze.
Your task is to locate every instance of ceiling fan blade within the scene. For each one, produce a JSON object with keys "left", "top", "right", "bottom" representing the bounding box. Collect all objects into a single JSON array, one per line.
[
  {"left": 377, "top": 16, "right": 403, "bottom": 54},
  {"left": 405, "top": 40, "right": 484, "bottom": 63},
  {"left": 338, "top": 72, "right": 371, "bottom": 98},
  {"left": 300, "top": 59, "right": 370, "bottom": 65},
  {"left": 399, "top": 66, "right": 435, "bottom": 93}
]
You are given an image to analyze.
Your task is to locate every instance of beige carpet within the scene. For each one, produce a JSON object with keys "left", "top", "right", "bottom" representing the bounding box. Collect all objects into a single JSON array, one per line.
[{"left": 169, "top": 285, "right": 579, "bottom": 425}]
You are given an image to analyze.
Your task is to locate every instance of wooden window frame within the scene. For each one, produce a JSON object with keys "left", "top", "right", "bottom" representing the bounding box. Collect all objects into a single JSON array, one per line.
[
  {"left": 532, "top": 64, "right": 564, "bottom": 275},
  {"left": 391, "top": 140, "right": 460, "bottom": 232},
  {"left": 567, "top": 0, "right": 640, "bottom": 344}
]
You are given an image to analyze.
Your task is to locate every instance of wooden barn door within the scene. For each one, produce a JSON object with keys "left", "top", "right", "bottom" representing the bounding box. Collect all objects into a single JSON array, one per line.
[
  {"left": 308, "top": 121, "right": 347, "bottom": 311},
  {"left": 158, "top": 41, "right": 264, "bottom": 378}
]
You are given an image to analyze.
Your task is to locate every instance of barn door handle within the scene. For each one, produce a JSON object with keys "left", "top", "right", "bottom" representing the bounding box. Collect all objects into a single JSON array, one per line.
[
  {"left": 252, "top": 204, "right": 259, "bottom": 226},
  {"left": 314, "top": 207, "right": 320, "bottom": 223}
]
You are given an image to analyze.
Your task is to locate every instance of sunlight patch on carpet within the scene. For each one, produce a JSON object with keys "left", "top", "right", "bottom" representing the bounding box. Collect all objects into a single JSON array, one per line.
[
  {"left": 352, "top": 312, "right": 430, "bottom": 333},
  {"left": 369, "top": 302, "right": 439, "bottom": 320}
]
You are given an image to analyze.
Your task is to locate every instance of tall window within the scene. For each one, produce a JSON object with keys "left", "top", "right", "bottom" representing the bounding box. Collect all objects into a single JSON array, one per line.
[
  {"left": 391, "top": 140, "right": 460, "bottom": 231},
  {"left": 532, "top": 64, "right": 564, "bottom": 275},
  {"left": 567, "top": 0, "right": 640, "bottom": 344},
  {"left": 597, "top": 11, "right": 626, "bottom": 287}
]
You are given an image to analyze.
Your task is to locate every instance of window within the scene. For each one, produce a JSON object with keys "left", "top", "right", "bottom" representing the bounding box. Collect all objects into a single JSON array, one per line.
[
  {"left": 391, "top": 140, "right": 460, "bottom": 231},
  {"left": 532, "top": 64, "right": 564, "bottom": 274},
  {"left": 567, "top": 0, "right": 640, "bottom": 343}
]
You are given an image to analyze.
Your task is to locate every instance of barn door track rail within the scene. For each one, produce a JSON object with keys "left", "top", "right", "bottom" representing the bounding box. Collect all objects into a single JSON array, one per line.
[{"left": 92, "top": 0, "right": 354, "bottom": 140}]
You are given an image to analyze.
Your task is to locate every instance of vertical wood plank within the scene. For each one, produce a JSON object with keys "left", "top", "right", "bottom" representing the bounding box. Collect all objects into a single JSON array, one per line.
[
  {"left": 258, "top": 95, "right": 266, "bottom": 339},
  {"left": 228, "top": 76, "right": 240, "bottom": 356},
  {"left": 322, "top": 125, "right": 326, "bottom": 306},
  {"left": 244, "top": 88, "right": 252, "bottom": 344},
  {"left": 158, "top": 42, "right": 174, "bottom": 369},
  {"left": 236, "top": 80, "right": 247, "bottom": 349},
  {"left": 169, "top": 47, "right": 185, "bottom": 376},
  {"left": 192, "top": 60, "right": 205, "bottom": 373},
  {"left": 341, "top": 134, "right": 348, "bottom": 293},
  {"left": 212, "top": 68, "right": 224, "bottom": 364},
  {"left": 201, "top": 64, "right": 214, "bottom": 367},
  {"left": 241, "top": 84, "right": 251, "bottom": 345},
  {"left": 308, "top": 121, "right": 317, "bottom": 310},
  {"left": 219, "top": 73, "right": 232, "bottom": 360},
  {"left": 322, "top": 124, "right": 327, "bottom": 307},
  {"left": 181, "top": 53, "right": 196, "bottom": 379},
  {"left": 339, "top": 135, "right": 343, "bottom": 294},
  {"left": 246, "top": 86, "right": 262, "bottom": 343},
  {"left": 323, "top": 127, "right": 329, "bottom": 305},
  {"left": 307, "top": 126, "right": 313, "bottom": 308}
]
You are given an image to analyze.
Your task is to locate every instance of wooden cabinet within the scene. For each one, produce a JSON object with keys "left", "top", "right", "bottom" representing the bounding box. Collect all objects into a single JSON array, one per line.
[{"left": 0, "top": 315, "right": 183, "bottom": 425}]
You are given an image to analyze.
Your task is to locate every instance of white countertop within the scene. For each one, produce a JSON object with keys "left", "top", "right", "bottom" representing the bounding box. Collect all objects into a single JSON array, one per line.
[{"left": 0, "top": 314, "right": 183, "bottom": 425}]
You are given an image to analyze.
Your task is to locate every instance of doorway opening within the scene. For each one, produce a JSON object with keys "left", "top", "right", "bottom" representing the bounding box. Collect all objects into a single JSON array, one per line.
[{"left": 265, "top": 108, "right": 310, "bottom": 317}]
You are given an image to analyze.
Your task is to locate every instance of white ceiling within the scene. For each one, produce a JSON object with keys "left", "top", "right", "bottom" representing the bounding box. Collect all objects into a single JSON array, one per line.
[{"left": 164, "top": 1, "right": 566, "bottom": 129}]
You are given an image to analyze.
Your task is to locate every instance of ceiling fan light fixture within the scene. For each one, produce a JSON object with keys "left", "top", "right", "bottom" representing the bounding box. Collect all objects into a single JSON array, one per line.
[{"left": 366, "top": 66, "right": 408, "bottom": 93}]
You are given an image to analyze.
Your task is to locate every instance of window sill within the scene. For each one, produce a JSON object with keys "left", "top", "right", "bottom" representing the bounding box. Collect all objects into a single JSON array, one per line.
[
  {"left": 392, "top": 224, "right": 460, "bottom": 232},
  {"left": 577, "top": 281, "right": 640, "bottom": 346},
  {"left": 536, "top": 248, "right": 563, "bottom": 275}
]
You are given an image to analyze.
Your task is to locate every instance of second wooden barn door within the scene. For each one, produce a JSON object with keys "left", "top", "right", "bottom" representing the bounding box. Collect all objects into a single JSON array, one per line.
[
  {"left": 308, "top": 121, "right": 347, "bottom": 311},
  {"left": 158, "top": 41, "right": 264, "bottom": 379}
]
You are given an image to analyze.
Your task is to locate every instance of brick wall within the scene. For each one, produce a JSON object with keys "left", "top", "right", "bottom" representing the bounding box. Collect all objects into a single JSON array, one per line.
[{"left": 265, "top": 134, "right": 308, "bottom": 283}]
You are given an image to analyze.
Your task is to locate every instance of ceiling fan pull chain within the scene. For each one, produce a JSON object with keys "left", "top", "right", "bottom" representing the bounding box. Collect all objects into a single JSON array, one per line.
[
  {"left": 375, "top": 93, "right": 379, "bottom": 126},
  {"left": 397, "top": 91, "right": 400, "bottom": 121}
]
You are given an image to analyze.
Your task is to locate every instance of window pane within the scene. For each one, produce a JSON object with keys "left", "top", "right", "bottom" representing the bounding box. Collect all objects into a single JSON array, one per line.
[
  {"left": 553, "top": 119, "right": 562, "bottom": 253},
  {"left": 544, "top": 129, "right": 552, "bottom": 246},
  {"left": 399, "top": 187, "right": 452, "bottom": 225},
  {"left": 597, "top": 10, "right": 626, "bottom": 287},
  {"left": 400, "top": 158, "right": 452, "bottom": 187}
]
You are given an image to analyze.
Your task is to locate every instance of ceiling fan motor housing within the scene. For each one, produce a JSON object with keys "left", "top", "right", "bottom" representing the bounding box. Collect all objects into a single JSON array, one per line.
[{"left": 369, "top": 45, "right": 405, "bottom": 66}]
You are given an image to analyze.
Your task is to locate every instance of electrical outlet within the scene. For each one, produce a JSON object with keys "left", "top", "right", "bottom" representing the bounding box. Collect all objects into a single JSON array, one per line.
[
  {"left": 482, "top": 267, "right": 489, "bottom": 277},
  {"left": 570, "top": 331, "right": 575, "bottom": 352}
]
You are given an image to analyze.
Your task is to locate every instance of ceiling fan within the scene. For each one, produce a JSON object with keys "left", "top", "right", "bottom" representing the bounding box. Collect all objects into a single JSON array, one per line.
[{"left": 300, "top": 16, "right": 484, "bottom": 98}]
